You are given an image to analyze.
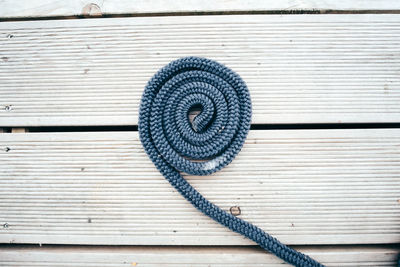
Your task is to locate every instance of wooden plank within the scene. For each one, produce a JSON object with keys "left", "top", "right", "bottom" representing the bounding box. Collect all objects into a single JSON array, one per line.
[
  {"left": 0, "top": 245, "right": 399, "bottom": 267},
  {"left": 0, "top": 129, "right": 399, "bottom": 246},
  {"left": 0, "top": 14, "right": 400, "bottom": 126},
  {"left": 1, "top": 0, "right": 400, "bottom": 19},
  {"left": 11, "top": 128, "right": 26, "bottom": 133}
]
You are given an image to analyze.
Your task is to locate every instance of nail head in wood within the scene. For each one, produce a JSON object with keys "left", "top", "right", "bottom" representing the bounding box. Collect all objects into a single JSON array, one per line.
[
  {"left": 230, "top": 206, "right": 241, "bottom": 216},
  {"left": 82, "top": 3, "right": 102, "bottom": 16}
]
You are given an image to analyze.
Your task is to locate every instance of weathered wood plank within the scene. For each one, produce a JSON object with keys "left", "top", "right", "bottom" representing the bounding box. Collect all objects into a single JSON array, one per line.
[
  {"left": 0, "top": 0, "right": 400, "bottom": 19},
  {"left": 0, "top": 245, "right": 399, "bottom": 267},
  {"left": 0, "top": 15, "right": 399, "bottom": 126},
  {"left": 0, "top": 129, "right": 399, "bottom": 245}
]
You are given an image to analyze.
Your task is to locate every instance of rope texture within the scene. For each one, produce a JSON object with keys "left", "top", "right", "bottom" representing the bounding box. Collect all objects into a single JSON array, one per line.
[{"left": 139, "top": 56, "right": 325, "bottom": 267}]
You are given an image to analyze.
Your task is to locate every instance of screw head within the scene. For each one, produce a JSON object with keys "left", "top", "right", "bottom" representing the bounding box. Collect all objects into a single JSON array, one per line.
[
  {"left": 3, "top": 223, "right": 9, "bottom": 228},
  {"left": 4, "top": 105, "right": 12, "bottom": 111},
  {"left": 230, "top": 206, "right": 241, "bottom": 216}
]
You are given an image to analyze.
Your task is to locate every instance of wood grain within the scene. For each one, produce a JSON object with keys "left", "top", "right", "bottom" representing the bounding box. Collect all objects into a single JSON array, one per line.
[
  {"left": 1, "top": 245, "right": 399, "bottom": 267},
  {"left": 0, "top": 15, "right": 399, "bottom": 126},
  {"left": 0, "top": 129, "right": 399, "bottom": 245},
  {"left": 1, "top": 0, "right": 400, "bottom": 19}
]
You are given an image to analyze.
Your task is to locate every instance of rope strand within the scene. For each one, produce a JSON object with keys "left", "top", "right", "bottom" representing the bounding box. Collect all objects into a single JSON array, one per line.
[{"left": 139, "top": 56, "right": 325, "bottom": 267}]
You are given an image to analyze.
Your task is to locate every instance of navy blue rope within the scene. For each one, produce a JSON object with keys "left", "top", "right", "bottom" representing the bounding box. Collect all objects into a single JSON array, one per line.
[{"left": 139, "top": 56, "right": 325, "bottom": 267}]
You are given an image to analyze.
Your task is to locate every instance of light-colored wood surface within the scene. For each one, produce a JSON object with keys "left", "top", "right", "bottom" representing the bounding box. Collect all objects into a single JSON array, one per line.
[
  {"left": 0, "top": 245, "right": 399, "bottom": 267},
  {"left": 10, "top": 128, "right": 26, "bottom": 133},
  {"left": 0, "top": 6, "right": 399, "bottom": 265},
  {"left": 1, "top": 14, "right": 400, "bottom": 126},
  {"left": 0, "top": 0, "right": 400, "bottom": 19},
  {"left": 0, "top": 129, "right": 399, "bottom": 246}
]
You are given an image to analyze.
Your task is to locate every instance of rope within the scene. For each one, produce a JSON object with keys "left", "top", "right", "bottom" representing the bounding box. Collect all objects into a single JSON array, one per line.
[{"left": 139, "top": 56, "right": 325, "bottom": 267}]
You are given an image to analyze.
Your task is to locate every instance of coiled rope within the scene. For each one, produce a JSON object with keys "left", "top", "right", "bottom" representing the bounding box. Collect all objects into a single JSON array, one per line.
[{"left": 139, "top": 56, "right": 325, "bottom": 267}]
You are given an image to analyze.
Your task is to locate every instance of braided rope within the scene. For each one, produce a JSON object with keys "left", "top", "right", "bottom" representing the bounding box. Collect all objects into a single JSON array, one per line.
[{"left": 139, "top": 56, "right": 325, "bottom": 267}]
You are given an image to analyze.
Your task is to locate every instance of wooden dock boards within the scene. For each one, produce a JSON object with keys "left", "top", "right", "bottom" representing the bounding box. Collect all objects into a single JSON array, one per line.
[
  {"left": 1, "top": 14, "right": 400, "bottom": 126},
  {"left": 1, "top": 5, "right": 400, "bottom": 266},
  {"left": 0, "top": 129, "right": 399, "bottom": 246}
]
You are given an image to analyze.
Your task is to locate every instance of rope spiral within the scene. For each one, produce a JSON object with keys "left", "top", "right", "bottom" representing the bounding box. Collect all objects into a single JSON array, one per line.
[{"left": 139, "top": 56, "right": 325, "bottom": 267}]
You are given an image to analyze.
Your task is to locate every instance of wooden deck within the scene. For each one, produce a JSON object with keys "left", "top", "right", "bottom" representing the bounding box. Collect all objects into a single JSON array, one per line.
[{"left": 0, "top": 1, "right": 399, "bottom": 266}]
